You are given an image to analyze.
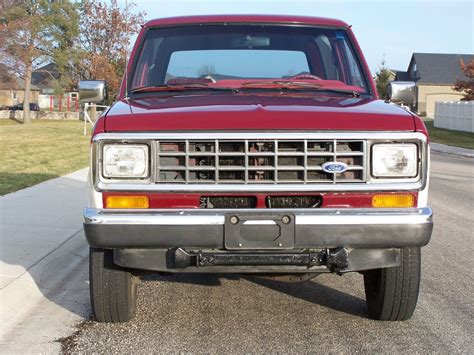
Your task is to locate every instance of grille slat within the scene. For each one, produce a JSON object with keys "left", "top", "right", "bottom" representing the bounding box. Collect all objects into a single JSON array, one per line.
[{"left": 156, "top": 139, "right": 366, "bottom": 184}]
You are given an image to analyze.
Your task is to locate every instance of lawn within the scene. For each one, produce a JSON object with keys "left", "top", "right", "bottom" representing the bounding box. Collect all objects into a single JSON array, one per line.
[
  {"left": 0, "top": 119, "right": 91, "bottom": 195},
  {"left": 423, "top": 119, "right": 474, "bottom": 150}
]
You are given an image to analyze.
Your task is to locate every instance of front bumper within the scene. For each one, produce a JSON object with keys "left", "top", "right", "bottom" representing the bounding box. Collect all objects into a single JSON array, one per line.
[{"left": 83, "top": 207, "right": 433, "bottom": 249}]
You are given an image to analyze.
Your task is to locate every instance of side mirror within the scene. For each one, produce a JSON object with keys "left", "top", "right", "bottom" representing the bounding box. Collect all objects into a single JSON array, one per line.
[
  {"left": 78, "top": 80, "right": 108, "bottom": 104},
  {"left": 387, "top": 81, "right": 416, "bottom": 106}
]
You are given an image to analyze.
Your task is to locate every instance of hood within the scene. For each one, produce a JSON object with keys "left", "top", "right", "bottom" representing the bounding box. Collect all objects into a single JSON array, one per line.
[{"left": 104, "top": 93, "right": 416, "bottom": 132}]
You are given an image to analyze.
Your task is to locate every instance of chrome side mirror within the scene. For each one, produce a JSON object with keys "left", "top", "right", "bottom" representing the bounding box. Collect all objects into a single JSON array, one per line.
[
  {"left": 78, "top": 80, "right": 108, "bottom": 103},
  {"left": 387, "top": 81, "right": 416, "bottom": 106}
]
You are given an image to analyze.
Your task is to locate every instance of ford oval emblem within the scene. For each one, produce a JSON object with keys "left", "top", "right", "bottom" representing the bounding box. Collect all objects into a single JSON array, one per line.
[{"left": 321, "top": 161, "right": 348, "bottom": 174}]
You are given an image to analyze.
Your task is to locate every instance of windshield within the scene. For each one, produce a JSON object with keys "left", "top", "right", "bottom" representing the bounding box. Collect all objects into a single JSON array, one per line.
[{"left": 131, "top": 25, "right": 369, "bottom": 93}]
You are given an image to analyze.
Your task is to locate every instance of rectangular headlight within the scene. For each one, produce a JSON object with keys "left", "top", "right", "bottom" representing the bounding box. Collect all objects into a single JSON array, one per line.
[
  {"left": 372, "top": 143, "right": 418, "bottom": 177},
  {"left": 103, "top": 144, "right": 149, "bottom": 178}
]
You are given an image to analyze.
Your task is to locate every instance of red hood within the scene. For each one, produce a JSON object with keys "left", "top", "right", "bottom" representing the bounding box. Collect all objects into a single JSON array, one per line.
[{"left": 104, "top": 94, "right": 416, "bottom": 132}]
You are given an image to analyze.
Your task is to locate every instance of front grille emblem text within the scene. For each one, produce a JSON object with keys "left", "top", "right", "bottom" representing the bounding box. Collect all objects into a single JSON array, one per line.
[{"left": 321, "top": 162, "right": 348, "bottom": 174}]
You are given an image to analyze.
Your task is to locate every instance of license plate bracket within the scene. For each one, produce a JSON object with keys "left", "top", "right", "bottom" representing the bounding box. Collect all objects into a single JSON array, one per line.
[{"left": 224, "top": 213, "right": 295, "bottom": 250}]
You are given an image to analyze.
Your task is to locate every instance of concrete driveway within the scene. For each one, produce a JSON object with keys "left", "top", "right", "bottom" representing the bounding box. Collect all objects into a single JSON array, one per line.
[{"left": 1, "top": 151, "right": 473, "bottom": 353}]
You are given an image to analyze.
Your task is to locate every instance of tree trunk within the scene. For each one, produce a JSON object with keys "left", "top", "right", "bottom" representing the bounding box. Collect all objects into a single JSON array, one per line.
[{"left": 23, "top": 61, "right": 33, "bottom": 124}]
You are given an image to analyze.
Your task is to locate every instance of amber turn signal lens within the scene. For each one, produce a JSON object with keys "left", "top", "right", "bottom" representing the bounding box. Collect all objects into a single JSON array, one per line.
[
  {"left": 105, "top": 195, "right": 149, "bottom": 209},
  {"left": 372, "top": 194, "right": 415, "bottom": 208}
]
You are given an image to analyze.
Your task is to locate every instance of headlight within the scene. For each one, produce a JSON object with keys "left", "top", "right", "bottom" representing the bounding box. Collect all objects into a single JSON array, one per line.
[
  {"left": 372, "top": 143, "right": 418, "bottom": 177},
  {"left": 103, "top": 144, "right": 149, "bottom": 178}
]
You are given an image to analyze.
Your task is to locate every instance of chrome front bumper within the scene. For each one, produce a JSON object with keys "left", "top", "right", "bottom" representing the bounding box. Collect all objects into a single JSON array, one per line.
[{"left": 83, "top": 207, "right": 433, "bottom": 249}]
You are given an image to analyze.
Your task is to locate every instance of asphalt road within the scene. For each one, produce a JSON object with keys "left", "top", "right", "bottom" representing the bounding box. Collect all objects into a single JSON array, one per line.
[{"left": 65, "top": 151, "right": 473, "bottom": 353}]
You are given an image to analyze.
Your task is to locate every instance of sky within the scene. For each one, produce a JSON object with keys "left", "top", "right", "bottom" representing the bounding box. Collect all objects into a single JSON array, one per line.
[{"left": 119, "top": 0, "right": 473, "bottom": 74}]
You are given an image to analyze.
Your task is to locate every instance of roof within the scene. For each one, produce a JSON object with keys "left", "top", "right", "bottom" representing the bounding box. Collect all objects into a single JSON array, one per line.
[
  {"left": 0, "top": 64, "right": 40, "bottom": 91},
  {"left": 31, "top": 63, "right": 60, "bottom": 89},
  {"left": 391, "top": 69, "right": 411, "bottom": 81},
  {"left": 410, "top": 53, "right": 473, "bottom": 84},
  {"left": 144, "top": 15, "right": 349, "bottom": 28}
]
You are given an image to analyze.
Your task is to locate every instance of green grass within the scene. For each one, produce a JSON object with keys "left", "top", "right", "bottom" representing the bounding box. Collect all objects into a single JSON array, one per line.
[
  {"left": 423, "top": 119, "right": 474, "bottom": 150},
  {"left": 0, "top": 119, "right": 91, "bottom": 195}
]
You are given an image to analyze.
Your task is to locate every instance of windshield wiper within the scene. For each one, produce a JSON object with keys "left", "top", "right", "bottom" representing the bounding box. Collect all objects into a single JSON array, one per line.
[
  {"left": 131, "top": 84, "right": 239, "bottom": 94},
  {"left": 241, "top": 80, "right": 361, "bottom": 97},
  {"left": 242, "top": 80, "right": 323, "bottom": 88},
  {"left": 313, "top": 87, "right": 361, "bottom": 97}
]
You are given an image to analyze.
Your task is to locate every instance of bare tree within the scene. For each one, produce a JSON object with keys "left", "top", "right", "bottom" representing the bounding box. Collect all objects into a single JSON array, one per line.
[
  {"left": 197, "top": 64, "right": 216, "bottom": 77},
  {"left": 78, "top": 0, "right": 146, "bottom": 96}
]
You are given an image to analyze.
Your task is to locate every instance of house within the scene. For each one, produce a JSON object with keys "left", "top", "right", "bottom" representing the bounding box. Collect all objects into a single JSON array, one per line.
[
  {"left": 31, "top": 63, "right": 79, "bottom": 110},
  {"left": 391, "top": 53, "right": 473, "bottom": 116},
  {"left": 0, "top": 64, "right": 40, "bottom": 109}
]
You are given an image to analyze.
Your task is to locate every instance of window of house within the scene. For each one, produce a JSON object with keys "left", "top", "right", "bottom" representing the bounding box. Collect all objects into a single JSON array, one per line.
[{"left": 12, "top": 91, "right": 18, "bottom": 101}]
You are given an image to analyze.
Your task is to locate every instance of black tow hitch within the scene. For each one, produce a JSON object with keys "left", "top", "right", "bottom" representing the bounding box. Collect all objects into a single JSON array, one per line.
[
  {"left": 197, "top": 252, "right": 325, "bottom": 267},
  {"left": 325, "top": 247, "right": 349, "bottom": 275},
  {"left": 172, "top": 247, "right": 349, "bottom": 273}
]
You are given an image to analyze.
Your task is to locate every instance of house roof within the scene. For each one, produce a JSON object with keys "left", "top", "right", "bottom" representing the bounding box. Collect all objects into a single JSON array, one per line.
[
  {"left": 390, "top": 69, "right": 411, "bottom": 81},
  {"left": 0, "top": 64, "right": 40, "bottom": 91},
  {"left": 31, "top": 63, "right": 60, "bottom": 89},
  {"left": 31, "top": 62, "right": 78, "bottom": 92},
  {"left": 410, "top": 53, "right": 473, "bottom": 84}
]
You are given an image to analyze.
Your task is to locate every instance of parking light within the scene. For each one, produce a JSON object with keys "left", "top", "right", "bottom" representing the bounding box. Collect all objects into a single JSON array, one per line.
[
  {"left": 105, "top": 195, "right": 150, "bottom": 209},
  {"left": 372, "top": 194, "right": 415, "bottom": 208}
]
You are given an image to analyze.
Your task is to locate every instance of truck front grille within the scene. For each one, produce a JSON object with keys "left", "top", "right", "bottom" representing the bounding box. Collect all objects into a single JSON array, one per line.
[{"left": 156, "top": 139, "right": 365, "bottom": 184}]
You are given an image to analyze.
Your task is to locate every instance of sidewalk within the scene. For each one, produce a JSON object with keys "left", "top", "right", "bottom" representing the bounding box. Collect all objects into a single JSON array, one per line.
[
  {"left": 0, "top": 168, "right": 89, "bottom": 289},
  {"left": 0, "top": 168, "right": 90, "bottom": 351},
  {"left": 430, "top": 142, "right": 474, "bottom": 158}
]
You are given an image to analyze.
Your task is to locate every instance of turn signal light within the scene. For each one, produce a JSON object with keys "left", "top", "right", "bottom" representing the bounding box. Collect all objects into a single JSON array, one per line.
[
  {"left": 372, "top": 194, "right": 415, "bottom": 208},
  {"left": 105, "top": 195, "right": 149, "bottom": 209}
]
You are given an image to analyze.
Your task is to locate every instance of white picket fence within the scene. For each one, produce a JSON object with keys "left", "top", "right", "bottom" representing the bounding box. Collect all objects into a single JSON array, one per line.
[{"left": 434, "top": 101, "right": 474, "bottom": 133}]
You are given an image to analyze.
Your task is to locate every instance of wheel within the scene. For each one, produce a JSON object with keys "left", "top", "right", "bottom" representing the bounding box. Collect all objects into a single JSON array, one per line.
[
  {"left": 363, "top": 247, "right": 421, "bottom": 321},
  {"left": 89, "top": 247, "right": 137, "bottom": 322}
]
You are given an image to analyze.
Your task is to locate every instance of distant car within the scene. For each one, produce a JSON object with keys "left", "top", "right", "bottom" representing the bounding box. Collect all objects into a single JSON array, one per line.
[{"left": 10, "top": 103, "right": 40, "bottom": 111}]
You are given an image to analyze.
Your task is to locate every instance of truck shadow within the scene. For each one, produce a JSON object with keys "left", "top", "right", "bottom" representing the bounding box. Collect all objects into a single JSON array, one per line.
[
  {"left": 245, "top": 276, "right": 367, "bottom": 317},
  {"left": 141, "top": 273, "right": 367, "bottom": 318}
]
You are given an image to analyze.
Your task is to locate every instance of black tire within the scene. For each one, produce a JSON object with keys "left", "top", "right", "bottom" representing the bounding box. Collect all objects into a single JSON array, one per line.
[
  {"left": 89, "top": 247, "right": 137, "bottom": 323},
  {"left": 363, "top": 247, "right": 421, "bottom": 321}
]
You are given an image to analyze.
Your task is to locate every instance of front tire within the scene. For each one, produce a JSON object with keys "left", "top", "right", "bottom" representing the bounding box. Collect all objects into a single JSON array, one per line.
[
  {"left": 89, "top": 247, "right": 137, "bottom": 323},
  {"left": 363, "top": 247, "right": 421, "bottom": 321}
]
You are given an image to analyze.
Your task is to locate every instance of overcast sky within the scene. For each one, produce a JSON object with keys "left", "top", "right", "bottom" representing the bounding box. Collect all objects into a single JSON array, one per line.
[{"left": 121, "top": 0, "right": 473, "bottom": 74}]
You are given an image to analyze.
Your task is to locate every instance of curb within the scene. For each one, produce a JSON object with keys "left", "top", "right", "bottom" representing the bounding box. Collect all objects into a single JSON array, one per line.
[{"left": 430, "top": 142, "right": 474, "bottom": 158}]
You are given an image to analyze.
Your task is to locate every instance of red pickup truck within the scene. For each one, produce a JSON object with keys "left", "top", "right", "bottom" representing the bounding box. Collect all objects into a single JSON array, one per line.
[{"left": 82, "top": 15, "right": 433, "bottom": 323}]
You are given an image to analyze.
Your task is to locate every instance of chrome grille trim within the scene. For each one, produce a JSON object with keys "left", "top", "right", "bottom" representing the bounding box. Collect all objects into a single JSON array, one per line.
[
  {"left": 93, "top": 132, "right": 428, "bottom": 192},
  {"left": 155, "top": 139, "right": 366, "bottom": 184}
]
